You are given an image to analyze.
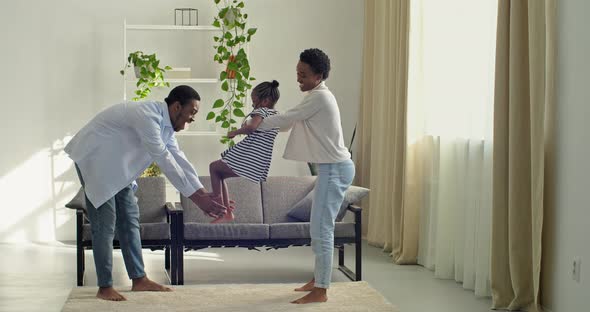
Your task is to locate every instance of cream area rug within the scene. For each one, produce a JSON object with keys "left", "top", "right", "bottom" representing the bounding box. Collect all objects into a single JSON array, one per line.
[{"left": 62, "top": 281, "right": 398, "bottom": 312}]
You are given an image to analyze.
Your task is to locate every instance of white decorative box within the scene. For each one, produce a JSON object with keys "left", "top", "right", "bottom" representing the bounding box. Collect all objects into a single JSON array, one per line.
[{"left": 166, "top": 67, "right": 191, "bottom": 79}]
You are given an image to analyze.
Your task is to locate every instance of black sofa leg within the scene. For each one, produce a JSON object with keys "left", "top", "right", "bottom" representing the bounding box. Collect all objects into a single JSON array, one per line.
[
  {"left": 76, "top": 212, "right": 85, "bottom": 286},
  {"left": 337, "top": 208, "right": 363, "bottom": 281},
  {"left": 176, "top": 213, "right": 184, "bottom": 285},
  {"left": 170, "top": 212, "right": 178, "bottom": 285},
  {"left": 77, "top": 246, "right": 84, "bottom": 286},
  {"left": 170, "top": 244, "right": 177, "bottom": 285},
  {"left": 338, "top": 244, "right": 362, "bottom": 281},
  {"left": 178, "top": 245, "right": 184, "bottom": 285},
  {"left": 354, "top": 209, "right": 362, "bottom": 281},
  {"left": 355, "top": 238, "right": 362, "bottom": 281},
  {"left": 165, "top": 246, "right": 170, "bottom": 270},
  {"left": 338, "top": 244, "right": 358, "bottom": 281}
]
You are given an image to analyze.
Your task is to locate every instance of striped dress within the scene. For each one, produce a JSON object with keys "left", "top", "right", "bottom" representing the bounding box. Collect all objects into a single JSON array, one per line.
[{"left": 221, "top": 107, "right": 279, "bottom": 182}]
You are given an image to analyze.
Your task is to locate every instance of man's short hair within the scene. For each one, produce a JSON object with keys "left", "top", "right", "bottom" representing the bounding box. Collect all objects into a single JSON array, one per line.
[{"left": 165, "top": 85, "right": 200, "bottom": 106}]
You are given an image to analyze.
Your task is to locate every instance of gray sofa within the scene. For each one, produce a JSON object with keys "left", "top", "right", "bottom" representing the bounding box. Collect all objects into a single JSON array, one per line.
[{"left": 175, "top": 176, "right": 363, "bottom": 285}]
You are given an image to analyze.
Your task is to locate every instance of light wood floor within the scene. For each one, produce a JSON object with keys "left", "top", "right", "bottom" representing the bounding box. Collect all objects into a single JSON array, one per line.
[{"left": 0, "top": 241, "right": 492, "bottom": 312}]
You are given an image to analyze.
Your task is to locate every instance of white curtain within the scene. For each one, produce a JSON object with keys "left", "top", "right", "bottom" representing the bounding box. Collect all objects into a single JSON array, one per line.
[{"left": 408, "top": 0, "right": 498, "bottom": 297}]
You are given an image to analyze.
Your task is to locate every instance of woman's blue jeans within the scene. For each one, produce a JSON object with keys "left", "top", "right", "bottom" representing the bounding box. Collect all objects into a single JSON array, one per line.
[
  {"left": 311, "top": 159, "right": 355, "bottom": 288},
  {"left": 76, "top": 165, "right": 145, "bottom": 287}
]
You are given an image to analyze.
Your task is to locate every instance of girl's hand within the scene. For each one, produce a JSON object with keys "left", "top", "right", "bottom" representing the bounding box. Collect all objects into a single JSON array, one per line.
[{"left": 227, "top": 131, "right": 238, "bottom": 139}]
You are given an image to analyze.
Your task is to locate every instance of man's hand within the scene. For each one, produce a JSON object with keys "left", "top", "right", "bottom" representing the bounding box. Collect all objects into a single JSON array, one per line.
[{"left": 189, "top": 188, "right": 227, "bottom": 218}]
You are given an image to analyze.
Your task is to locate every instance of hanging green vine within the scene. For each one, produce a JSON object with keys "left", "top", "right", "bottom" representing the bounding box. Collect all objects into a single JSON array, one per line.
[
  {"left": 120, "top": 51, "right": 171, "bottom": 101},
  {"left": 208, "top": 0, "right": 257, "bottom": 146}
]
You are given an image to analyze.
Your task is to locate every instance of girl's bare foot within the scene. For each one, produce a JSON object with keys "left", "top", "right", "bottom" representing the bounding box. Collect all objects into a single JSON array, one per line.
[
  {"left": 97, "top": 287, "right": 127, "bottom": 301},
  {"left": 211, "top": 208, "right": 235, "bottom": 223},
  {"left": 131, "top": 276, "right": 172, "bottom": 292},
  {"left": 294, "top": 279, "right": 315, "bottom": 291},
  {"left": 291, "top": 287, "right": 328, "bottom": 304}
]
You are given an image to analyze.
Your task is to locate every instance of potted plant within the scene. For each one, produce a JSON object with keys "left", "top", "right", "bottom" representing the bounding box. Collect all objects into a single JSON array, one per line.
[
  {"left": 120, "top": 51, "right": 172, "bottom": 101},
  {"left": 207, "top": 0, "right": 257, "bottom": 146},
  {"left": 120, "top": 51, "right": 172, "bottom": 176},
  {"left": 140, "top": 162, "right": 162, "bottom": 177}
]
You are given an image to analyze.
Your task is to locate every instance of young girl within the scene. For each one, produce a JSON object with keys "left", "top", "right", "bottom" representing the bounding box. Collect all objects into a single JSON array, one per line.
[{"left": 208, "top": 80, "right": 281, "bottom": 223}]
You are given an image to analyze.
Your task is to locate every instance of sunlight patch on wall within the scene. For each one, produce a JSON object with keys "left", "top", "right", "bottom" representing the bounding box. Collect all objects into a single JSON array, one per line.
[{"left": 0, "top": 136, "right": 76, "bottom": 242}]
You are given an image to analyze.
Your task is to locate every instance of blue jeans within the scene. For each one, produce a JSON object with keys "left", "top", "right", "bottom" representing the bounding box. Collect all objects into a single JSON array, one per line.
[
  {"left": 75, "top": 165, "right": 145, "bottom": 287},
  {"left": 311, "top": 159, "right": 355, "bottom": 288}
]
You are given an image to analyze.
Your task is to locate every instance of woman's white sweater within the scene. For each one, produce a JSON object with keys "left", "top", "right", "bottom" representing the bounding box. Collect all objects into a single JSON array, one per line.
[{"left": 258, "top": 82, "right": 351, "bottom": 163}]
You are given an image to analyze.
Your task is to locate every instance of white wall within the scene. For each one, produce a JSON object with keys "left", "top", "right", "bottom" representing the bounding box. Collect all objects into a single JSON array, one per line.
[
  {"left": 0, "top": 0, "right": 364, "bottom": 242},
  {"left": 542, "top": 0, "right": 590, "bottom": 311}
]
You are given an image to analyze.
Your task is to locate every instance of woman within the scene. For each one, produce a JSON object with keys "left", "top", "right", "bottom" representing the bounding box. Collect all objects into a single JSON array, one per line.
[{"left": 257, "top": 48, "right": 355, "bottom": 304}]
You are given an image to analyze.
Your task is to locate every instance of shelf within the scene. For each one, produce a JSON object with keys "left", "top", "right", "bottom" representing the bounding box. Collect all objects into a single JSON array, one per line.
[
  {"left": 125, "top": 78, "right": 219, "bottom": 84},
  {"left": 126, "top": 25, "right": 219, "bottom": 31}
]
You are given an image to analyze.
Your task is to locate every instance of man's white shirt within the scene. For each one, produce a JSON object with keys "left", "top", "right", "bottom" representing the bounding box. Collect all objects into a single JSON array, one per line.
[{"left": 65, "top": 101, "right": 203, "bottom": 208}]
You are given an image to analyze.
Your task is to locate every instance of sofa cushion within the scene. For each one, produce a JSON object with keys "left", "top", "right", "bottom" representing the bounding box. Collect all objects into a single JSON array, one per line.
[
  {"left": 180, "top": 176, "right": 264, "bottom": 224},
  {"left": 83, "top": 222, "right": 170, "bottom": 241},
  {"left": 261, "top": 176, "right": 316, "bottom": 223},
  {"left": 269, "top": 222, "right": 356, "bottom": 239},
  {"left": 183, "top": 223, "right": 269, "bottom": 240},
  {"left": 287, "top": 185, "right": 370, "bottom": 222},
  {"left": 135, "top": 177, "right": 167, "bottom": 223}
]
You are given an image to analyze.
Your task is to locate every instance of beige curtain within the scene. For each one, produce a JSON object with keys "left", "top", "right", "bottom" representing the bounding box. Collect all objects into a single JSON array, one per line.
[
  {"left": 357, "top": 0, "right": 417, "bottom": 264},
  {"left": 491, "top": 0, "right": 556, "bottom": 310}
]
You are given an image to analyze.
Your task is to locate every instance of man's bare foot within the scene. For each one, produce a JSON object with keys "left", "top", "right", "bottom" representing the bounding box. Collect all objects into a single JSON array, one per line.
[
  {"left": 97, "top": 287, "right": 126, "bottom": 301},
  {"left": 131, "top": 276, "right": 172, "bottom": 292},
  {"left": 294, "top": 279, "right": 315, "bottom": 291},
  {"left": 291, "top": 287, "right": 328, "bottom": 304}
]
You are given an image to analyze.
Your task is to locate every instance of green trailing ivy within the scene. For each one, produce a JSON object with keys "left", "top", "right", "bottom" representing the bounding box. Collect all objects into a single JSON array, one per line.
[
  {"left": 120, "top": 51, "right": 172, "bottom": 101},
  {"left": 209, "top": 0, "right": 257, "bottom": 146}
]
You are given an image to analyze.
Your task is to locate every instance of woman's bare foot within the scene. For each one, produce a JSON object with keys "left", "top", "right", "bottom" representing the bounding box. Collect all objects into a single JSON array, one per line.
[
  {"left": 291, "top": 287, "right": 328, "bottom": 304},
  {"left": 294, "top": 279, "right": 315, "bottom": 291},
  {"left": 131, "top": 276, "right": 172, "bottom": 292},
  {"left": 97, "top": 287, "right": 126, "bottom": 301}
]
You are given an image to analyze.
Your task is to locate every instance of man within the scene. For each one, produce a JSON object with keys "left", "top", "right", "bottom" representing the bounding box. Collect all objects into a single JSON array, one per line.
[{"left": 65, "top": 85, "right": 227, "bottom": 301}]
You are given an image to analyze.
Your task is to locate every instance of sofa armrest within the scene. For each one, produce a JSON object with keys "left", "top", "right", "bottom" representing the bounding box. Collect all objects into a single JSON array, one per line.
[
  {"left": 65, "top": 188, "right": 87, "bottom": 213},
  {"left": 68, "top": 205, "right": 86, "bottom": 212},
  {"left": 173, "top": 202, "right": 184, "bottom": 213},
  {"left": 166, "top": 202, "right": 183, "bottom": 215},
  {"left": 347, "top": 204, "right": 362, "bottom": 213}
]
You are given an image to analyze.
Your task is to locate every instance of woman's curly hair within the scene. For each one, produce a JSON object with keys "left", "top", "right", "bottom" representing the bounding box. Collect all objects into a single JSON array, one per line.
[{"left": 299, "top": 48, "right": 331, "bottom": 80}]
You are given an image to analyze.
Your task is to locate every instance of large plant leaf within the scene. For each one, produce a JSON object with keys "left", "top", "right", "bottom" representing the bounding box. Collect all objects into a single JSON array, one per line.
[
  {"left": 233, "top": 108, "right": 245, "bottom": 117},
  {"left": 213, "top": 99, "right": 225, "bottom": 108}
]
